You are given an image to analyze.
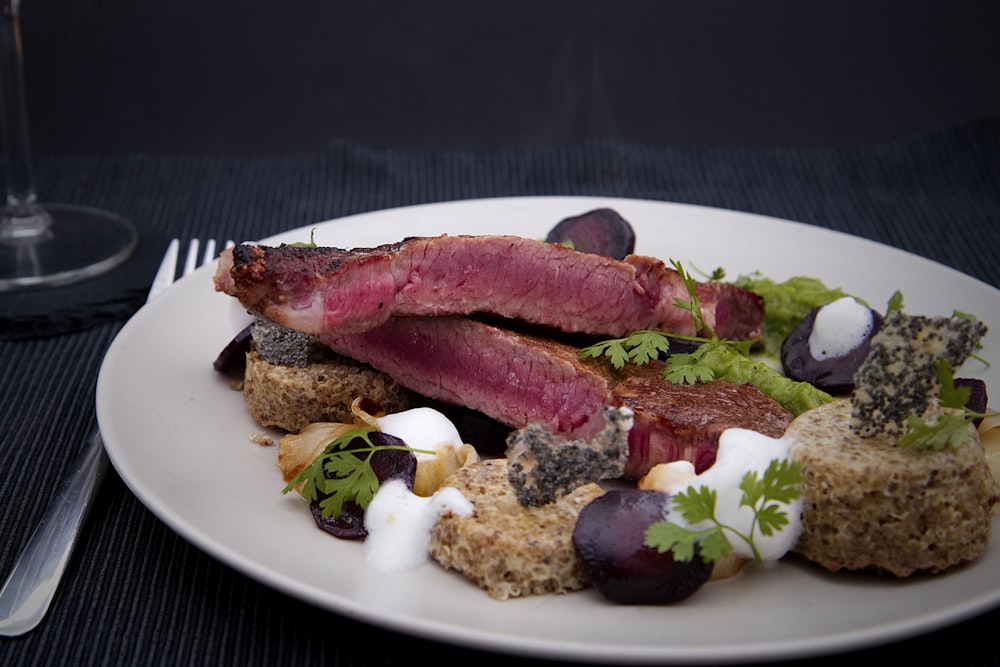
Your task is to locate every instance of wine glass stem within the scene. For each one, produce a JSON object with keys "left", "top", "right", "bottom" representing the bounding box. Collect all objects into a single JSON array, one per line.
[{"left": 0, "top": 0, "right": 47, "bottom": 230}]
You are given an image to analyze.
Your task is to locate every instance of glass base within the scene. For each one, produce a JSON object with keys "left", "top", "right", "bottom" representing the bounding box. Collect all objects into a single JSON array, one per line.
[{"left": 0, "top": 203, "right": 138, "bottom": 291}]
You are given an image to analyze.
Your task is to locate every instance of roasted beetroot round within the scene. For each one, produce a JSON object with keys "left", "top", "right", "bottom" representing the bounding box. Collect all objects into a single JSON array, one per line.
[
  {"left": 955, "top": 377, "right": 989, "bottom": 426},
  {"left": 781, "top": 302, "right": 884, "bottom": 394},
  {"left": 212, "top": 323, "right": 252, "bottom": 373},
  {"left": 545, "top": 208, "right": 636, "bottom": 260},
  {"left": 573, "top": 489, "right": 712, "bottom": 604}
]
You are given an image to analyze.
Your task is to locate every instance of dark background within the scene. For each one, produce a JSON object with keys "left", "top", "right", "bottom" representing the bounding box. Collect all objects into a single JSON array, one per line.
[{"left": 18, "top": 0, "right": 1000, "bottom": 157}]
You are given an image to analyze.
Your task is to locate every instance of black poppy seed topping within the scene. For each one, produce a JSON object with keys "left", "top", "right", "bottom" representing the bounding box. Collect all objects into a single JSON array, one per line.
[
  {"left": 850, "top": 311, "right": 987, "bottom": 438},
  {"left": 505, "top": 406, "right": 631, "bottom": 507},
  {"left": 251, "top": 318, "right": 313, "bottom": 367}
]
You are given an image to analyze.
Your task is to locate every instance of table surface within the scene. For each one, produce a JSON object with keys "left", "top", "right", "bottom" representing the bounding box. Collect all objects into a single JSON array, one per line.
[{"left": 3, "top": 2, "right": 1000, "bottom": 666}]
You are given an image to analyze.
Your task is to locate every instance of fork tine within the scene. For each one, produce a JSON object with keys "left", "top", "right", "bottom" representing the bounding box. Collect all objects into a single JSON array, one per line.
[
  {"left": 200, "top": 239, "right": 217, "bottom": 268},
  {"left": 176, "top": 238, "right": 228, "bottom": 283},
  {"left": 149, "top": 239, "right": 180, "bottom": 297},
  {"left": 183, "top": 239, "right": 200, "bottom": 277}
]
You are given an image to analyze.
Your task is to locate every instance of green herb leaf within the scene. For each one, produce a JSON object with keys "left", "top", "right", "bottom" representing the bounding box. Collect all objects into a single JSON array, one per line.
[
  {"left": 896, "top": 359, "right": 998, "bottom": 450},
  {"left": 281, "top": 425, "right": 431, "bottom": 518},
  {"left": 643, "top": 522, "right": 699, "bottom": 562},
  {"left": 673, "top": 485, "right": 719, "bottom": 524},
  {"left": 953, "top": 309, "right": 979, "bottom": 324},
  {"left": 626, "top": 332, "right": 672, "bottom": 365},
  {"left": 662, "top": 349, "right": 715, "bottom": 385},
  {"left": 579, "top": 338, "right": 628, "bottom": 368},
  {"left": 663, "top": 339, "right": 833, "bottom": 416},
  {"left": 885, "top": 290, "right": 905, "bottom": 316},
  {"left": 644, "top": 458, "right": 803, "bottom": 567},
  {"left": 935, "top": 360, "right": 970, "bottom": 410},
  {"left": 898, "top": 413, "right": 972, "bottom": 450},
  {"left": 288, "top": 228, "right": 318, "bottom": 248},
  {"left": 579, "top": 331, "right": 673, "bottom": 369},
  {"left": 696, "top": 528, "right": 735, "bottom": 563}
]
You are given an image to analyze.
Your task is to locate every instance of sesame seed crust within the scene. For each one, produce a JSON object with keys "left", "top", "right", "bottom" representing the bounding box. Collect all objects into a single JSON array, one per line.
[
  {"left": 505, "top": 406, "right": 631, "bottom": 507},
  {"left": 850, "top": 312, "right": 987, "bottom": 438}
]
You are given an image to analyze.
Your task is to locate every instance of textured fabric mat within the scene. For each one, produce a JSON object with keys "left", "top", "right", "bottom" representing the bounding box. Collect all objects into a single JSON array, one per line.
[{"left": 2, "top": 118, "right": 999, "bottom": 667}]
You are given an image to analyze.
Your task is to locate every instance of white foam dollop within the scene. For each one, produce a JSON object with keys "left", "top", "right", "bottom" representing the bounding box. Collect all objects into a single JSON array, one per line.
[
  {"left": 362, "top": 478, "right": 474, "bottom": 573},
  {"left": 808, "top": 296, "right": 874, "bottom": 360},
  {"left": 375, "top": 407, "right": 465, "bottom": 461},
  {"left": 669, "top": 429, "right": 802, "bottom": 563}
]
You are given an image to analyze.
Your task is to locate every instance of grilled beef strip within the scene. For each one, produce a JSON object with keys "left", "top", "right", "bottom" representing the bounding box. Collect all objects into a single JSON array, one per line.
[
  {"left": 320, "top": 315, "right": 792, "bottom": 480},
  {"left": 214, "top": 235, "right": 765, "bottom": 341},
  {"left": 320, "top": 316, "right": 615, "bottom": 440},
  {"left": 611, "top": 372, "right": 794, "bottom": 480}
]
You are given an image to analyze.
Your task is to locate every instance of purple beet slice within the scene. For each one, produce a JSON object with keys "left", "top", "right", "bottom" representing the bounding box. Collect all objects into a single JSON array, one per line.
[
  {"left": 545, "top": 208, "right": 636, "bottom": 260},
  {"left": 573, "top": 488, "right": 712, "bottom": 604},
  {"left": 212, "top": 323, "right": 252, "bottom": 372},
  {"left": 781, "top": 305, "right": 884, "bottom": 394},
  {"left": 955, "top": 377, "right": 988, "bottom": 426}
]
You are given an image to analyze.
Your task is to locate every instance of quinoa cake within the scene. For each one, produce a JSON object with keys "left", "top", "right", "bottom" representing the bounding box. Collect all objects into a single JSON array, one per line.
[
  {"left": 243, "top": 348, "right": 419, "bottom": 432},
  {"left": 429, "top": 458, "right": 604, "bottom": 600},
  {"left": 787, "top": 398, "right": 999, "bottom": 577}
]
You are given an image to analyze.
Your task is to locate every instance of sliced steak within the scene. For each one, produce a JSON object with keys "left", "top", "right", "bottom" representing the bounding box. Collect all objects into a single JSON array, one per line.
[
  {"left": 613, "top": 376, "right": 794, "bottom": 480},
  {"left": 320, "top": 316, "right": 616, "bottom": 439},
  {"left": 214, "top": 235, "right": 764, "bottom": 340},
  {"left": 321, "top": 315, "right": 792, "bottom": 480}
]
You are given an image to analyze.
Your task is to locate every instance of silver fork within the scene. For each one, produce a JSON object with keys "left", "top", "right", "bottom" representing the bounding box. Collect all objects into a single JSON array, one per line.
[{"left": 0, "top": 238, "right": 231, "bottom": 637}]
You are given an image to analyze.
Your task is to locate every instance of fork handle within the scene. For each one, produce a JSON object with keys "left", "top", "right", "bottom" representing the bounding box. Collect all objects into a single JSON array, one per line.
[{"left": 0, "top": 429, "right": 109, "bottom": 636}]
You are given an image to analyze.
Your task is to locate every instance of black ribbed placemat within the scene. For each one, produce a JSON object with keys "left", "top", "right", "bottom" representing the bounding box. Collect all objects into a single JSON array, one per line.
[{"left": 2, "top": 119, "right": 1000, "bottom": 667}]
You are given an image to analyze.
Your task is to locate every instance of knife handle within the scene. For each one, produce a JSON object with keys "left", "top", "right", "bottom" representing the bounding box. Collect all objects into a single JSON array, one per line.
[{"left": 0, "top": 429, "right": 110, "bottom": 636}]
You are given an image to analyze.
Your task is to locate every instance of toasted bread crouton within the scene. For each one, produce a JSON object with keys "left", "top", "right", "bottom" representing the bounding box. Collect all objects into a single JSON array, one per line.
[
  {"left": 788, "top": 399, "right": 999, "bottom": 577},
  {"left": 429, "top": 459, "right": 603, "bottom": 600},
  {"left": 243, "top": 349, "right": 419, "bottom": 432}
]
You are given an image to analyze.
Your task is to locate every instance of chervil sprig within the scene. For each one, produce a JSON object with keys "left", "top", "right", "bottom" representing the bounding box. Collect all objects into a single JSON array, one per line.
[
  {"left": 669, "top": 259, "right": 715, "bottom": 339},
  {"left": 579, "top": 330, "right": 682, "bottom": 369},
  {"left": 578, "top": 261, "right": 719, "bottom": 368},
  {"left": 644, "top": 458, "right": 803, "bottom": 567},
  {"left": 577, "top": 259, "right": 833, "bottom": 416},
  {"left": 281, "top": 425, "right": 432, "bottom": 518},
  {"left": 897, "top": 360, "right": 998, "bottom": 450}
]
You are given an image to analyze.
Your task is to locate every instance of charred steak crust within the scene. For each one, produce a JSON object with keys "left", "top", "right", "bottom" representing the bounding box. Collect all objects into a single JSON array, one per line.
[
  {"left": 214, "top": 235, "right": 765, "bottom": 341},
  {"left": 613, "top": 377, "right": 794, "bottom": 480}
]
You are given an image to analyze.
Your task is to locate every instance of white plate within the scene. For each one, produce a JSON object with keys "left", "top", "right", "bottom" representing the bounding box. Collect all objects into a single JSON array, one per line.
[{"left": 96, "top": 196, "right": 1000, "bottom": 664}]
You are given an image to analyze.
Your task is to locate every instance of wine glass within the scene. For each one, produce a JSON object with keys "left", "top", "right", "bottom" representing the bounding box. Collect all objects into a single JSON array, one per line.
[{"left": 0, "top": 0, "right": 136, "bottom": 291}]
